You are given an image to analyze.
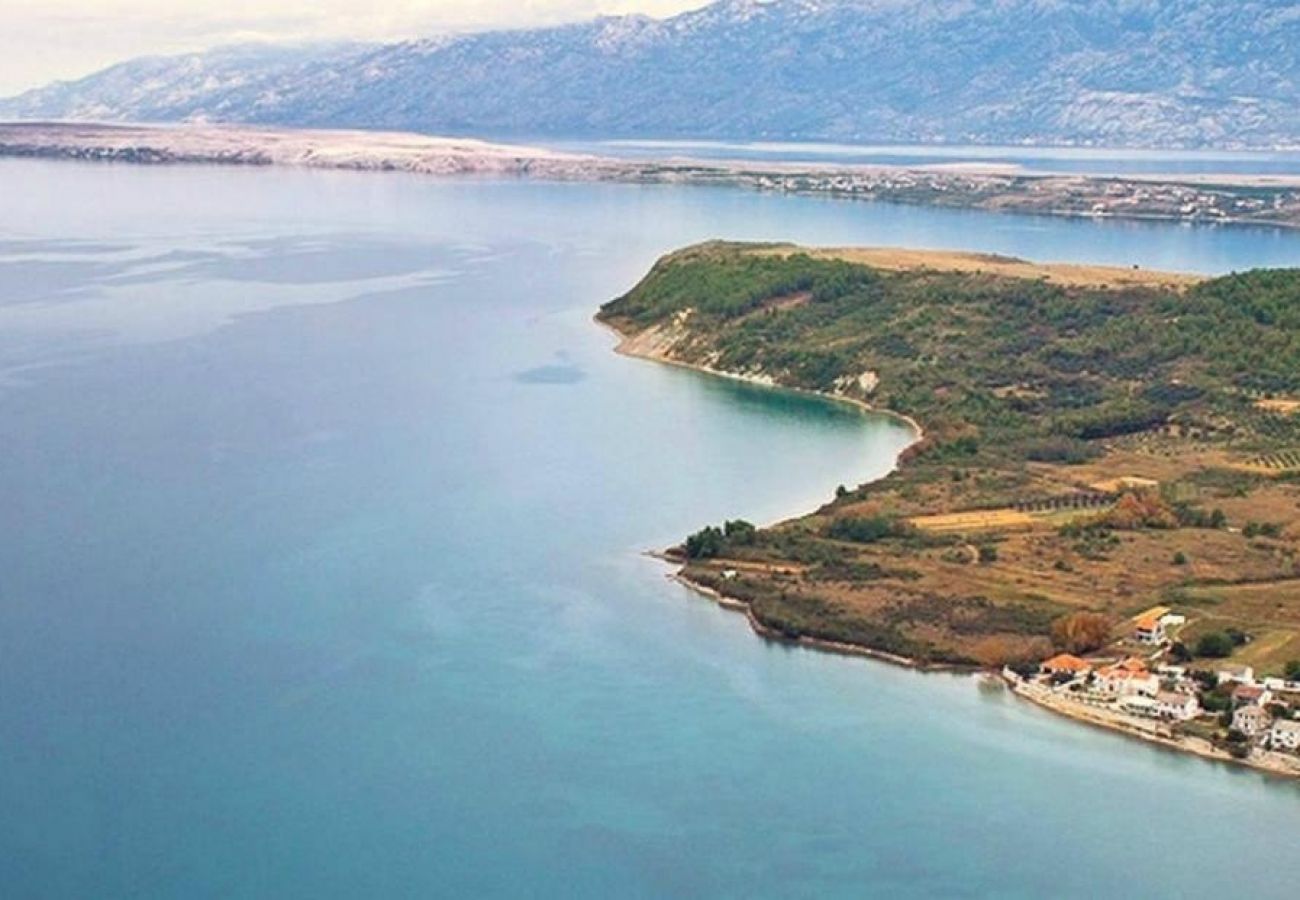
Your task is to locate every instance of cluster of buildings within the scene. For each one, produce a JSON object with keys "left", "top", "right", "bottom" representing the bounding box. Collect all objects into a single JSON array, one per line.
[
  {"left": 1036, "top": 653, "right": 1300, "bottom": 754},
  {"left": 1218, "top": 666, "right": 1300, "bottom": 753},
  {"left": 740, "top": 169, "right": 1299, "bottom": 231}
]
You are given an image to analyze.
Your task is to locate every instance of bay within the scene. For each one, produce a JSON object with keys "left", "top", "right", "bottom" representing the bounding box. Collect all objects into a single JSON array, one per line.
[{"left": 1, "top": 159, "right": 1298, "bottom": 899}]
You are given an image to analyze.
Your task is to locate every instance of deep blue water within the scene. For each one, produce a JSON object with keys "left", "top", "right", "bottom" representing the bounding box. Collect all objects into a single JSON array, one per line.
[{"left": 1, "top": 159, "right": 1298, "bottom": 899}]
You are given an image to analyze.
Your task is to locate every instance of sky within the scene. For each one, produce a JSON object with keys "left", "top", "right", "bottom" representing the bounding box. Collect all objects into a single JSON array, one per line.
[{"left": 0, "top": 0, "right": 709, "bottom": 96}]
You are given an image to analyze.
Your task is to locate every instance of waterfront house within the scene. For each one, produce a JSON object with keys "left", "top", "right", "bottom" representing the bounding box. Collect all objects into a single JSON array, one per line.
[
  {"left": 1154, "top": 690, "right": 1199, "bottom": 721},
  {"left": 1231, "top": 684, "right": 1273, "bottom": 708},
  {"left": 1216, "top": 664, "right": 1254, "bottom": 686},
  {"left": 1094, "top": 664, "right": 1159, "bottom": 699},
  {"left": 1041, "top": 654, "right": 1091, "bottom": 678},
  {"left": 1232, "top": 705, "right": 1273, "bottom": 737},
  {"left": 1120, "top": 695, "right": 1158, "bottom": 717},
  {"left": 1269, "top": 719, "right": 1300, "bottom": 752}
]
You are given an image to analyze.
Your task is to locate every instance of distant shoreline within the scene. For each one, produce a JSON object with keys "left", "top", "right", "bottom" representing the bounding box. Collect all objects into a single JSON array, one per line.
[{"left": 3, "top": 121, "right": 1300, "bottom": 231}]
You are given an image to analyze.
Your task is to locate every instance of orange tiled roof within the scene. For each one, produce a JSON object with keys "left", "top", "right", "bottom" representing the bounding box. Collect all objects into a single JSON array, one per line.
[{"left": 1042, "top": 654, "right": 1091, "bottom": 672}]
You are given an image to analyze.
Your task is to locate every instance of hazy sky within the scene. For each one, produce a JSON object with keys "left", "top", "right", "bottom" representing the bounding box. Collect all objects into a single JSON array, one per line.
[{"left": 0, "top": 0, "right": 709, "bottom": 95}]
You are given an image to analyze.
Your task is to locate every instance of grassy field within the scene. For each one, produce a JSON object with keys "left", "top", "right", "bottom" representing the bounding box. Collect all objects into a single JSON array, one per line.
[{"left": 601, "top": 242, "right": 1300, "bottom": 672}]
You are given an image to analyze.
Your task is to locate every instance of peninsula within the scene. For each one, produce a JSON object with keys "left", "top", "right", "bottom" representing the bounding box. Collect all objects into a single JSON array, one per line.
[
  {"left": 4, "top": 122, "right": 1300, "bottom": 231},
  {"left": 600, "top": 241, "right": 1300, "bottom": 777}
]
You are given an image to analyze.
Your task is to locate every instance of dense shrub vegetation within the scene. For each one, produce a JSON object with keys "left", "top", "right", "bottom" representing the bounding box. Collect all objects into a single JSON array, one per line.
[
  {"left": 605, "top": 244, "right": 1300, "bottom": 668},
  {"left": 602, "top": 243, "right": 1300, "bottom": 455}
]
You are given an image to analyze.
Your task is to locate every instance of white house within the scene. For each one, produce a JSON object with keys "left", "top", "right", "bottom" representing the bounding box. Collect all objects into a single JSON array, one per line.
[
  {"left": 1154, "top": 691, "right": 1200, "bottom": 721},
  {"left": 1120, "top": 695, "right": 1159, "bottom": 717},
  {"left": 1232, "top": 705, "right": 1273, "bottom": 738},
  {"left": 1133, "top": 614, "right": 1166, "bottom": 645},
  {"left": 1094, "top": 664, "right": 1159, "bottom": 699},
  {"left": 1232, "top": 684, "right": 1273, "bottom": 708},
  {"left": 1216, "top": 664, "right": 1254, "bottom": 686},
  {"left": 1262, "top": 677, "right": 1300, "bottom": 693},
  {"left": 1268, "top": 719, "right": 1300, "bottom": 753}
]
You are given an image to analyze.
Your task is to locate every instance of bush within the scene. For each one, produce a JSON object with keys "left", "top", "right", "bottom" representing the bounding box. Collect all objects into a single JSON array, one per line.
[
  {"left": 1195, "top": 632, "right": 1234, "bottom": 659},
  {"left": 1172, "top": 551, "right": 1188, "bottom": 565},
  {"left": 978, "top": 545, "right": 999, "bottom": 564},
  {"left": 1101, "top": 491, "right": 1178, "bottom": 530},
  {"left": 1024, "top": 438, "right": 1100, "bottom": 465},
  {"left": 1243, "top": 521, "right": 1282, "bottom": 539},
  {"left": 1285, "top": 659, "right": 1300, "bottom": 681},
  {"left": 825, "top": 515, "right": 901, "bottom": 544}
]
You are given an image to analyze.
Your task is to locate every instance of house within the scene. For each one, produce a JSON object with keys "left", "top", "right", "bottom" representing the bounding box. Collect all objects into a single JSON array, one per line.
[
  {"left": 1232, "top": 705, "right": 1273, "bottom": 738},
  {"left": 1120, "top": 695, "right": 1159, "bottom": 717},
  {"left": 1094, "top": 663, "right": 1159, "bottom": 699},
  {"left": 1134, "top": 615, "right": 1166, "bottom": 645},
  {"left": 1270, "top": 719, "right": 1300, "bottom": 753},
  {"left": 1216, "top": 664, "right": 1254, "bottom": 686},
  {"left": 1232, "top": 684, "right": 1273, "bottom": 708},
  {"left": 1262, "top": 677, "right": 1300, "bottom": 693},
  {"left": 1154, "top": 690, "right": 1200, "bottom": 721},
  {"left": 1041, "top": 654, "right": 1091, "bottom": 678}
]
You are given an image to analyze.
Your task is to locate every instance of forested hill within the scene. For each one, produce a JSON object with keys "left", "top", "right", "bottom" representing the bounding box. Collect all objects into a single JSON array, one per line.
[
  {"left": 5, "top": 0, "right": 1300, "bottom": 148},
  {"left": 599, "top": 243, "right": 1300, "bottom": 454},
  {"left": 602, "top": 244, "right": 1300, "bottom": 669}
]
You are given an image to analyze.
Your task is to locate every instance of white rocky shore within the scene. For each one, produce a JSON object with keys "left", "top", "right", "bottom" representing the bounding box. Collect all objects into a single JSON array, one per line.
[
  {"left": 3, "top": 121, "right": 1300, "bottom": 230},
  {"left": 0, "top": 122, "right": 624, "bottom": 178}
]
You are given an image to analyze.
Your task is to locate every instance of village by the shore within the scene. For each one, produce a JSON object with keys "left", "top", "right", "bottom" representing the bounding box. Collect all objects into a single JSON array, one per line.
[{"left": 1004, "top": 607, "right": 1300, "bottom": 779}]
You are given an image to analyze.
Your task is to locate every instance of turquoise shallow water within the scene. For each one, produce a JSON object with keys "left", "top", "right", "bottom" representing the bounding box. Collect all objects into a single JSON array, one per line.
[{"left": 1, "top": 159, "right": 1298, "bottom": 898}]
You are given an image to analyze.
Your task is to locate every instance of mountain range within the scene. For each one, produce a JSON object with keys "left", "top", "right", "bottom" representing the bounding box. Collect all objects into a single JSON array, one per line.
[{"left": 4, "top": 0, "right": 1300, "bottom": 149}]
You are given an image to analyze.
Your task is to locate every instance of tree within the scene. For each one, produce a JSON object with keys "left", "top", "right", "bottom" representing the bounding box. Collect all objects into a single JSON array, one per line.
[
  {"left": 1051, "top": 611, "right": 1115, "bottom": 654},
  {"left": 1172, "top": 551, "right": 1188, "bottom": 565},
  {"left": 1103, "top": 491, "right": 1178, "bottom": 530},
  {"left": 1284, "top": 659, "right": 1300, "bottom": 681},
  {"left": 723, "top": 519, "right": 757, "bottom": 546},
  {"left": 978, "top": 545, "right": 999, "bottom": 564},
  {"left": 684, "top": 526, "right": 726, "bottom": 560},
  {"left": 970, "top": 635, "right": 1051, "bottom": 669},
  {"left": 1195, "top": 631, "right": 1234, "bottom": 659}
]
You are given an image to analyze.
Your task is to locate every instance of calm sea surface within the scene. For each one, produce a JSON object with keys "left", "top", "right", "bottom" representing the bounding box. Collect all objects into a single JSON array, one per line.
[{"left": 1, "top": 159, "right": 1298, "bottom": 899}]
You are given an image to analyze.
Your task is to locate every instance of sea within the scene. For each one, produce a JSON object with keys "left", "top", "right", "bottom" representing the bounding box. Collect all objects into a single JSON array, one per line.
[{"left": 1, "top": 157, "right": 1298, "bottom": 898}]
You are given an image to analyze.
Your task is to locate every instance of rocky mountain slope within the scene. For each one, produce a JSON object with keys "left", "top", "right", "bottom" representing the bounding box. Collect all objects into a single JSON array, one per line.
[{"left": 4, "top": 0, "right": 1300, "bottom": 148}]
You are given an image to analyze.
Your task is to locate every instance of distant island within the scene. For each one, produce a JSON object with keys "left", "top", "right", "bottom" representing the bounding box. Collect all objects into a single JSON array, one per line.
[
  {"left": 599, "top": 241, "right": 1300, "bottom": 778},
  {"left": 3, "top": 123, "right": 1300, "bottom": 231}
]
